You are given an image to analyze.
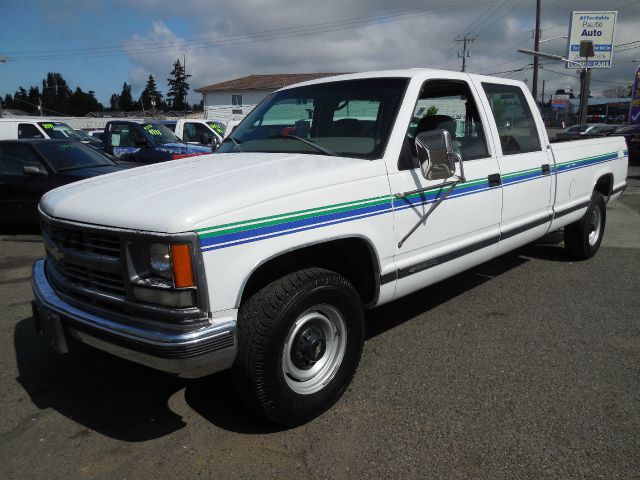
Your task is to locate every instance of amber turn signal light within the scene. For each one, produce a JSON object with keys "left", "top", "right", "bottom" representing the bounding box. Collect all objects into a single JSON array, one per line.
[{"left": 170, "top": 244, "right": 195, "bottom": 288}]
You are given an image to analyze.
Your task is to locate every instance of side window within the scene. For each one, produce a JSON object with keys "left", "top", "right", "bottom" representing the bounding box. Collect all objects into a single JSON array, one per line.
[
  {"left": 399, "top": 80, "right": 489, "bottom": 171},
  {"left": 481, "top": 83, "right": 542, "bottom": 155},
  {"left": 192, "top": 123, "right": 212, "bottom": 143},
  {"left": 0, "top": 145, "right": 44, "bottom": 175},
  {"left": 232, "top": 94, "right": 243, "bottom": 106},
  {"left": 110, "top": 124, "right": 139, "bottom": 147},
  {"left": 183, "top": 123, "right": 197, "bottom": 142},
  {"left": 18, "top": 124, "right": 44, "bottom": 139}
]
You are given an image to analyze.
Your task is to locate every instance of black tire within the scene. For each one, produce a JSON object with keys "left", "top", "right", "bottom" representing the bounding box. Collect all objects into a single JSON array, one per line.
[
  {"left": 564, "top": 191, "right": 606, "bottom": 260},
  {"left": 233, "top": 268, "right": 364, "bottom": 426}
]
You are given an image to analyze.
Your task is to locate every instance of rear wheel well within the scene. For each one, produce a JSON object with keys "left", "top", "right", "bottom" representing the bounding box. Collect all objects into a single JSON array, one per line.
[
  {"left": 595, "top": 174, "right": 613, "bottom": 197},
  {"left": 240, "top": 238, "right": 379, "bottom": 306}
]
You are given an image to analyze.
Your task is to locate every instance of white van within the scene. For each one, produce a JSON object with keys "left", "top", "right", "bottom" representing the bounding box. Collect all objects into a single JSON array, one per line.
[{"left": 0, "top": 119, "right": 82, "bottom": 141}]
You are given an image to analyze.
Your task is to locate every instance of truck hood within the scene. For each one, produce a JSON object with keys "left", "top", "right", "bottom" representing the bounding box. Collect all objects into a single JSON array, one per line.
[{"left": 40, "top": 152, "right": 385, "bottom": 233}]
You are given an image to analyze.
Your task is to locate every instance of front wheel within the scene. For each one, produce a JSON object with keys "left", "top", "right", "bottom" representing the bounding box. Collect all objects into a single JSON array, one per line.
[
  {"left": 564, "top": 191, "right": 606, "bottom": 260},
  {"left": 233, "top": 268, "right": 364, "bottom": 426}
]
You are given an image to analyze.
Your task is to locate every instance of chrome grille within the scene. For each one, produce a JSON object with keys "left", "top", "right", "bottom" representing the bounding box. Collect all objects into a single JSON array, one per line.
[
  {"left": 44, "top": 222, "right": 121, "bottom": 258},
  {"left": 41, "top": 220, "right": 126, "bottom": 299}
]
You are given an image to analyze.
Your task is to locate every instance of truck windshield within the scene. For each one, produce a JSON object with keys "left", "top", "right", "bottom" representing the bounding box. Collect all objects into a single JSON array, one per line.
[
  {"left": 216, "top": 78, "right": 409, "bottom": 159},
  {"left": 141, "top": 123, "right": 182, "bottom": 144},
  {"left": 38, "top": 122, "right": 82, "bottom": 140},
  {"left": 36, "top": 141, "right": 114, "bottom": 171}
]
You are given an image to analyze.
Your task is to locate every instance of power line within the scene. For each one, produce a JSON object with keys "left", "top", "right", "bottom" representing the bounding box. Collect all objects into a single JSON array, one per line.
[{"left": 5, "top": 0, "right": 494, "bottom": 62}]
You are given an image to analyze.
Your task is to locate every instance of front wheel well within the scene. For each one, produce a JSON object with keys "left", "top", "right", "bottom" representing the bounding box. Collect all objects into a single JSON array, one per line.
[{"left": 240, "top": 238, "right": 379, "bottom": 306}]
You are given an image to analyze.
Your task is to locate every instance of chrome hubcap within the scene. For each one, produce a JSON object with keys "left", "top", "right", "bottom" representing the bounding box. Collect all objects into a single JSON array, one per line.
[
  {"left": 588, "top": 206, "right": 602, "bottom": 246},
  {"left": 282, "top": 304, "right": 347, "bottom": 395}
]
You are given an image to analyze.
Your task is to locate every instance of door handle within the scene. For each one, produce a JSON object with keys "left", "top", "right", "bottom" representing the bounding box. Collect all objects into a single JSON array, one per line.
[
  {"left": 488, "top": 173, "right": 501, "bottom": 187},
  {"left": 541, "top": 164, "right": 551, "bottom": 174}
]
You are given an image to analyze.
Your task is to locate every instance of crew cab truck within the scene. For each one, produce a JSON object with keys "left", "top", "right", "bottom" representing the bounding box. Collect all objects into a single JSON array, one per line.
[
  {"left": 31, "top": 69, "right": 628, "bottom": 426},
  {"left": 101, "top": 120, "right": 211, "bottom": 163}
]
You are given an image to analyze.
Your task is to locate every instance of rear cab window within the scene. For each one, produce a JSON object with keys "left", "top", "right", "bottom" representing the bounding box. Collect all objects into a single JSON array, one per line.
[{"left": 481, "top": 83, "right": 542, "bottom": 155}]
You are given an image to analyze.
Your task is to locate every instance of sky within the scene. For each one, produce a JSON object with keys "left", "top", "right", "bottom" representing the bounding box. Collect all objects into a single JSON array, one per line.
[{"left": 1, "top": 0, "right": 639, "bottom": 109}]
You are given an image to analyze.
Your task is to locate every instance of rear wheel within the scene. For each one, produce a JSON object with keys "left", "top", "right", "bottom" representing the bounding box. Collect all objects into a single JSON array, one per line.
[
  {"left": 233, "top": 268, "right": 364, "bottom": 426},
  {"left": 564, "top": 191, "right": 606, "bottom": 260}
]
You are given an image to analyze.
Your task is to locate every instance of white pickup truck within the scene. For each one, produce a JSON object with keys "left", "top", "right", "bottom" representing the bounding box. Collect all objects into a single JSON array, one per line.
[{"left": 31, "top": 69, "right": 628, "bottom": 426}]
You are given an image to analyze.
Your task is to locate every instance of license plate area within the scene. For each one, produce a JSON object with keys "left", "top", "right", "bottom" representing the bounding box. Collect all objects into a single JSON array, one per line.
[{"left": 32, "top": 301, "right": 69, "bottom": 354}]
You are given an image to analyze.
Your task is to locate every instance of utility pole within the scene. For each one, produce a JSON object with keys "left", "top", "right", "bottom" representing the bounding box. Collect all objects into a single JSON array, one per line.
[
  {"left": 532, "top": 0, "right": 541, "bottom": 103},
  {"left": 456, "top": 35, "right": 476, "bottom": 72},
  {"left": 541, "top": 79, "right": 545, "bottom": 105}
]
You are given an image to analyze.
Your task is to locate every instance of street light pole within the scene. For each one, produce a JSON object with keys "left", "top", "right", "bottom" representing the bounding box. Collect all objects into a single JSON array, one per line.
[
  {"left": 517, "top": 48, "right": 589, "bottom": 124},
  {"left": 532, "top": 0, "right": 541, "bottom": 103},
  {"left": 0, "top": 56, "right": 7, "bottom": 118}
]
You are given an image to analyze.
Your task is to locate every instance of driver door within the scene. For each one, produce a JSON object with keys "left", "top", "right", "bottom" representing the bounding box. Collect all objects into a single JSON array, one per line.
[{"left": 387, "top": 78, "right": 503, "bottom": 299}]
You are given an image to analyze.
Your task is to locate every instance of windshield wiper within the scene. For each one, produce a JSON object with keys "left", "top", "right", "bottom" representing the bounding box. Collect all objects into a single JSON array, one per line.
[
  {"left": 221, "top": 136, "right": 243, "bottom": 152},
  {"left": 272, "top": 135, "right": 337, "bottom": 156}
]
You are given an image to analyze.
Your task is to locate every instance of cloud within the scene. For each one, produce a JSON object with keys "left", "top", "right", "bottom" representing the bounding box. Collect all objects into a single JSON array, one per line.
[{"left": 119, "top": 0, "right": 640, "bottom": 102}]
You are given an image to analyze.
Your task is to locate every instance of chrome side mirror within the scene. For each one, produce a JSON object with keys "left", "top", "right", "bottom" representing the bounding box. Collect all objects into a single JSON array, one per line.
[
  {"left": 415, "top": 129, "right": 458, "bottom": 181},
  {"left": 23, "top": 165, "right": 47, "bottom": 176}
]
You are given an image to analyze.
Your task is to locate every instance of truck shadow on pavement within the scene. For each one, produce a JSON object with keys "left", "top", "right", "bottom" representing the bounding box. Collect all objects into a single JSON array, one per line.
[
  {"left": 14, "top": 239, "right": 570, "bottom": 438},
  {"left": 14, "top": 317, "right": 285, "bottom": 440}
]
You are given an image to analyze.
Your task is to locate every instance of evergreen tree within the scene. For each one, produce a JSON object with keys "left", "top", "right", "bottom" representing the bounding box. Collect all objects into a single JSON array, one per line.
[
  {"left": 41, "top": 73, "right": 72, "bottom": 115},
  {"left": 119, "top": 82, "right": 134, "bottom": 111},
  {"left": 28, "top": 86, "right": 41, "bottom": 114},
  {"left": 139, "top": 74, "right": 164, "bottom": 110},
  {"left": 110, "top": 93, "right": 121, "bottom": 111},
  {"left": 167, "top": 59, "right": 191, "bottom": 110}
]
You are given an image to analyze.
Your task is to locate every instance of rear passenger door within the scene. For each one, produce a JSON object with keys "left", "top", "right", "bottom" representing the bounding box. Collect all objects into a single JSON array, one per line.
[{"left": 478, "top": 82, "right": 554, "bottom": 251}]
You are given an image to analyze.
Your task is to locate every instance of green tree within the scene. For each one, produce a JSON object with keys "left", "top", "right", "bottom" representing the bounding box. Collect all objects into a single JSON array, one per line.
[
  {"left": 167, "top": 59, "right": 191, "bottom": 110},
  {"left": 41, "top": 73, "right": 72, "bottom": 115},
  {"left": 110, "top": 93, "right": 121, "bottom": 111},
  {"left": 118, "top": 82, "right": 134, "bottom": 111},
  {"left": 69, "top": 87, "right": 103, "bottom": 116},
  {"left": 425, "top": 105, "right": 439, "bottom": 116},
  {"left": 139, "top": 74, "right": 164, "bottom": 110}
]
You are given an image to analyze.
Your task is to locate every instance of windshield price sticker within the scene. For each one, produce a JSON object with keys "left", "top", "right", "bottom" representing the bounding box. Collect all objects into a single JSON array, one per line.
[
  {"left": 208, "top": 122, "right": 225, "bottom": 135},
  {"left": 143, "top": 124, "right": 162, "bottom": 136},
  {"left": 41, "top": 123, "right": 55, "bottom": 129}
]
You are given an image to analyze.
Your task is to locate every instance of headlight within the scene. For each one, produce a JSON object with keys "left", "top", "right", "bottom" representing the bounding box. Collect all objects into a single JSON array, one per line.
[{"left": 126, "top": 242, "right": 197, "bottom": 308}]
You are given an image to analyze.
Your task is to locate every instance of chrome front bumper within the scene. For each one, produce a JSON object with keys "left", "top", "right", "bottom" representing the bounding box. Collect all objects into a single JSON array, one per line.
[{"left": 31, "top": 260, "right": 237, "bottom": 378}]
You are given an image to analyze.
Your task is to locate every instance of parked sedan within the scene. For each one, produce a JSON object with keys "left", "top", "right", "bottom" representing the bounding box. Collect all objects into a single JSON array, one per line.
[
  {"left": 0, "top": 139, "right": 133, "bottom": 224},
  {"left": 614, "top": 124, "right": 640, "bottom": 162},
  {"left": 556, "top": 123, "right": 620, "bottom": 141}
]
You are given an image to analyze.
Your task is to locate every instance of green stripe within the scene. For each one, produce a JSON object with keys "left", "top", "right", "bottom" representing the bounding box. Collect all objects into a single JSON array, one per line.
[
  {"left": 198, "top": 151, "right": 618, "bottom": 238},
  {"left": 199, "top": 196, "right": 391, "bottom": 239},
  {"left": 196, "top": 193, "right": 390, "bottom": 234}
]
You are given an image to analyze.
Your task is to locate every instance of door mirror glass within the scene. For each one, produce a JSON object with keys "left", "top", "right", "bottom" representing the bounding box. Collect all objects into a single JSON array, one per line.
[
  {"left": 415, "top": 129, "right": 456, "bottom": 180},
  {"left": 23, "top": 165, "right": 47, "bottom": 176}
]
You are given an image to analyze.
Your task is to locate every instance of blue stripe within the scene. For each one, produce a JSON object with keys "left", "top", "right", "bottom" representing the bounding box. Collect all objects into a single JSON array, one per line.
[
  {"left": 202, "top": 207, "right": 394, "bottom": 251},
  {"left": 199, "top": 151, "right": 621, "bottom": 251},
  {"left": 200, "top": 200, "right": 393, "bottom": 249}
]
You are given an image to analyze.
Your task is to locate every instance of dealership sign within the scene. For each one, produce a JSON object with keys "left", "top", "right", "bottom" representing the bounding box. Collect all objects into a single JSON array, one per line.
[
  {"left": 630, "top": 66, "right": 640, "bottom": 125},
  {"left": 567, "top": 11, "right": 617, "bottom": 69},
  {"left": 551, "top": 94, "right": 570, "bottom": 109}
]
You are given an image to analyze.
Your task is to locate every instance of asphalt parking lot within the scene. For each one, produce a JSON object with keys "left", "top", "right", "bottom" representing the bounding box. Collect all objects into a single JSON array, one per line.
[{"left": 1, "top": 166, "right": 639, "bottom": 480}]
